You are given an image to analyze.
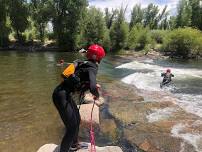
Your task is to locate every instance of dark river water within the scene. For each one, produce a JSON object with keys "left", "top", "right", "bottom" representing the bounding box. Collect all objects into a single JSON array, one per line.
[{"left": 0, "top": 51, "right": 202, "bottom": 152}]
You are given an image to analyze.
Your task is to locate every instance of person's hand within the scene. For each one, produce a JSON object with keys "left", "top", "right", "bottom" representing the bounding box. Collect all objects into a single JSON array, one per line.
[
  {"left": 79, "top": 48, "right": 87, "bottom": 53},
  {"left": 93, "top": 96, "right": 99, "bottom": 100},
  {"left": 96, "top": 84, "right": 101, "bottom": 89}
]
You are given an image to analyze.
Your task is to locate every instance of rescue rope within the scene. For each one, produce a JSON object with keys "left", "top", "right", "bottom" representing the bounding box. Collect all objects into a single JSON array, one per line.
[{"left": 89, "top": 99, "right": 96, "bottom": 152}]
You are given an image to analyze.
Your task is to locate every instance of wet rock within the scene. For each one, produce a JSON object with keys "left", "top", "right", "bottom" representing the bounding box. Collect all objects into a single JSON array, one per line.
[
  {"left": 37, "top": 144, "right": 58, "bottom": 152},
  {"left": 84, "top": 93, "right": 105, "bottom": 107},
  {"left": 79, "top": 103, "right": 99, "bottom": 125},
  {"left": 104, "top": 82, "right": 144, "bottom": 102},
  {"left": 139, "top": 139, "right": 161, "bottom": 152},
  {"left": 102, "top": 81, "right": 202, "bottom": 152},
  {"left": 100, "top": 119, "right": 118, "bottom": 140},
  {"left": 37, "top": 143, "right": 123, "bottom": 152},
  {"left": 124, "top": 122, "right": 182, "bottom": 152}
]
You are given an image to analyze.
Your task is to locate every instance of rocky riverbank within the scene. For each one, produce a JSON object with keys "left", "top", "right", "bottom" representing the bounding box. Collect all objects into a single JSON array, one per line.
[
  {"left": 0, "top": 41, "right": 60, "bottom": 52},
  {"left": 99, "top": 52, "right": 202, "bottom": 152},
  {"left": 103, "top": 81, "right": 201, "bottom": 152}
]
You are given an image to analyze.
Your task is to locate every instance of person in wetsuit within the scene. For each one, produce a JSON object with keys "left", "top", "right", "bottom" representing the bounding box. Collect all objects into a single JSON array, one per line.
[
  {"left": 161, "top": 69, "right": 174, "bottom": 87},
  {"left": 52, "top": 44, "right": 105, "bottom": 152}
]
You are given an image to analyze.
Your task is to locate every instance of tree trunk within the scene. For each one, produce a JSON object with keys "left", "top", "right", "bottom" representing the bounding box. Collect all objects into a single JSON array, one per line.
[
  {"left": 39, "top": 24, "right": 44, "bottom": 43},
  {"left": 16, "top": 30, "right": 22, "bottom": 44}
]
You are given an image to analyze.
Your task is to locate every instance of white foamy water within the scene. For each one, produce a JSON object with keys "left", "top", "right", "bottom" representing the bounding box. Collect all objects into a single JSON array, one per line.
[
  {"left": 146, "top": 107, "right": 176, "bottom": 123},
  {"left": 175, "top": 94, "right": 202, "bottom": 117},
  {"left": 171, "top": 123, "right": 202, "bottom": 152},
  {"left": 117, "top": 60, "right": 202, "bottom": 118}
]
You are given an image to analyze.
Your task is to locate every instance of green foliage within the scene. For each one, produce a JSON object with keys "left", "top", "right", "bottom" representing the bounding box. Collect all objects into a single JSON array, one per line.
[
  {"left": 0, "top": 0, "right": 202, "bottom": 55},
  {"left": 82, "top": 7, "right": 105, "bottom": 47},
  {"left": 162, "top": 27, "right": 202, "bottom": 58},
  {"left": 103, "top": 28, "right": 111, "bottom": 52},
  {"left": 30, "top": 0, "right": 53, "bottom": 42},
  {"left": 0, "top": 0, "right": 10, "bottom": 47},
  {"left": 22, "top": 17, "right": 38, "bottom": 41},
  {"left": 151, "top": 30, "right": 168, "bottom": 44},
  {"left": 167, "top": 16, "right": 177, "bottom": 29},
  {"left": 110, "top": 8, "right": 129, "bottom": 51},
  {"left": 176, "top": 0, "right": 192, "bottom": 27},
  {"left": 190, "top": 0, "right": 202, "bottom": 30},
  {"left": 52, "top": 0, "right": 88, "bottom": 50},
  {"left": 104, "top": 8, "right": 117, "bottom": 29},
  {"left": 128, "top": 24, "right": 152, "bottom": 50},
  {"left": 130, "top": 4, "right": 144, "bottom": 29},
  {"left": 9, "top": 0, "right": 29, "bottom": 43},
  {"left": 175, "top": 0, "right": 202, "bottom": 30},
  {"left": 144, "top": 4, "right": 168, "bottom": 29}
]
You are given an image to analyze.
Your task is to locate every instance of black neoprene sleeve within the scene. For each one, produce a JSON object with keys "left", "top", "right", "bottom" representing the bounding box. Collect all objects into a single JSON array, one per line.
[{"left": 88, "top": 69, "right": 99, "bottom": 98}]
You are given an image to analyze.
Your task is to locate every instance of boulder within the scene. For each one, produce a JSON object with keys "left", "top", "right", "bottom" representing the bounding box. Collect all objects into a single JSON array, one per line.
[
  {"left": 37, "top": 144, "right": 123, "bottom": 152},
  {"left": 84, "top": 93, "right": 105, "bottom": 107},
  {"left": 79, "top": 103, "right": 99, "bottom": 125}
]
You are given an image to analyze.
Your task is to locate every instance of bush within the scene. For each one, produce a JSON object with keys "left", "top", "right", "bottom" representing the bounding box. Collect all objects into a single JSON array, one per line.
[
  {"left": 128, "top": 24, "right": 153, "bottom": 50},
  {"left": 162, "top": 27, "right": 202, "bottom": 58},
  {"left": 151, "top": 30, "right": 168, "bottom": 44},
  {"left": 47, "top": 32, "right": 56, "bottom": 40},
  {"left": 103, "top": 28, "right": 111, "bottom": 52}
]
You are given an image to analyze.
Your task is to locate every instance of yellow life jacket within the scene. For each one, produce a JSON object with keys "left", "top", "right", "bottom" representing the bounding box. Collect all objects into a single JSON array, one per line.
[{"left": 62, "top": 63, "right": 75, "bottom": 78}]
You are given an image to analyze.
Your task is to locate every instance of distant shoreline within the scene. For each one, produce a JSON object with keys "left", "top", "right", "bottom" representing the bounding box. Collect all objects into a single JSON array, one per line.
[{"left": 1, "top": 45, "right": 202, "bottom": 60}]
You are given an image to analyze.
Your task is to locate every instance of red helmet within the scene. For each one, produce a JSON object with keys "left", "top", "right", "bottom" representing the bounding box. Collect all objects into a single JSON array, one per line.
[
  {"left": 166, "top": 69, "right": 171, "bottom": 73},
  {"left": 87, "top": 44, "right": 105, "bottom": 62}
]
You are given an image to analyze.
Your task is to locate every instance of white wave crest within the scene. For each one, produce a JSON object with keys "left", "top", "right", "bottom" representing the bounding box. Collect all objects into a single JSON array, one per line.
[
  {"left": 171, "top": 123, "right": 202, "bottom": 152},
  {"left": 146, "top": 107, "right": 176, "bottom": 123}
]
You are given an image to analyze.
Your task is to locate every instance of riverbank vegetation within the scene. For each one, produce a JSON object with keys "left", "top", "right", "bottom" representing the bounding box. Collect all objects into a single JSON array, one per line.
[{"left": 0, "top": 0, "right": 202, "bottom": 58}]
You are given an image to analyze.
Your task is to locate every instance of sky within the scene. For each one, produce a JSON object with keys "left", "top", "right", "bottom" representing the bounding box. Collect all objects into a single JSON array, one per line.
[{"left": 88, "top": 0, "right": 180, "bottom": 19}]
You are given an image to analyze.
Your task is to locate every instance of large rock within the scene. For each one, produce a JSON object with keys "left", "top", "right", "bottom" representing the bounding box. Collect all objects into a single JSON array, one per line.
[
  {"left": 79, "top": 103, "right": 99, "bottom": 125},
  {"left": 37, "top": 144, "right": 123, "bottom": 152},
  {"left": 84, "top": 93, "right": 105, "bottom": 107}
]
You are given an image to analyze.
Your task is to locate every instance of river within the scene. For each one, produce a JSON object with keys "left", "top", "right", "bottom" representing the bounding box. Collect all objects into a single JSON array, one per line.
[
  {"left": 117, "top": 58, "right": 202, "bottom": 152},
  {"left": 0, "top": 51, "right": 201, "bottom": 152}
]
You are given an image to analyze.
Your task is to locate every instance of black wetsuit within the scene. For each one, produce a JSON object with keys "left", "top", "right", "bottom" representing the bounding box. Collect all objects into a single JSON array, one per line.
[
  {"left": 161, "top": 72, "right": 174, "bottom": 86},
  {"left": 52, "top": 60, "right": 99, "bottom": 152}
]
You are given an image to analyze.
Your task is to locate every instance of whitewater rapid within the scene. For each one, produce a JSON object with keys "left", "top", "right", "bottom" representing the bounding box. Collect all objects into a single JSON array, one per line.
[
  {"left": 116, "top": 59, "right": 202, "bottom": 151},
  {"left": 116, "top": 59, "right": 202, "bottom": 118}
]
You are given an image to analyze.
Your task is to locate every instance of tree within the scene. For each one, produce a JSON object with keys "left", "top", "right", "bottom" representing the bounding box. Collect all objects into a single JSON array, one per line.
[
  {"left": 110, "top": 7, "right": 129, "bottom": 51},
  {"left": 168, "top": 16, "right": 177, "bottom": 29},
  {"left": 9, "top": 0, "right": 29, "bottom": 43},
  {"left": 157, "top": 6, "right": 169, "bottom": 29},
  {"left": 143, "top": 3, "right": 159, "bottom": 29},
  {"left": 130, "top": 4, "right": 144, "bottom": 29},
  {"left": 0, "top": 0, "right": 10, "bottom": 47},
  {"left": 190, "top": 0, "right": 202, "bottom": 30},
  {"left": 104, "top": 8, "right": 117, "bottom": 29},
  {"left": 52, "top": 0, "right": 88, "bottom": 50},
  {"left": 128, "top": 24, "right": 151, "bottom": 50},
  {"left": 143, "top": 4, "right": 168, "bottom": 29},
  {"left": 30, "top": 0, "right": 53, "bottom": 42},
  {"left": 176, "top": 0, "right": 192, "bottom": 27},
  {"left": 82, "top": 7, "right": 106, "bottom": 47}
]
